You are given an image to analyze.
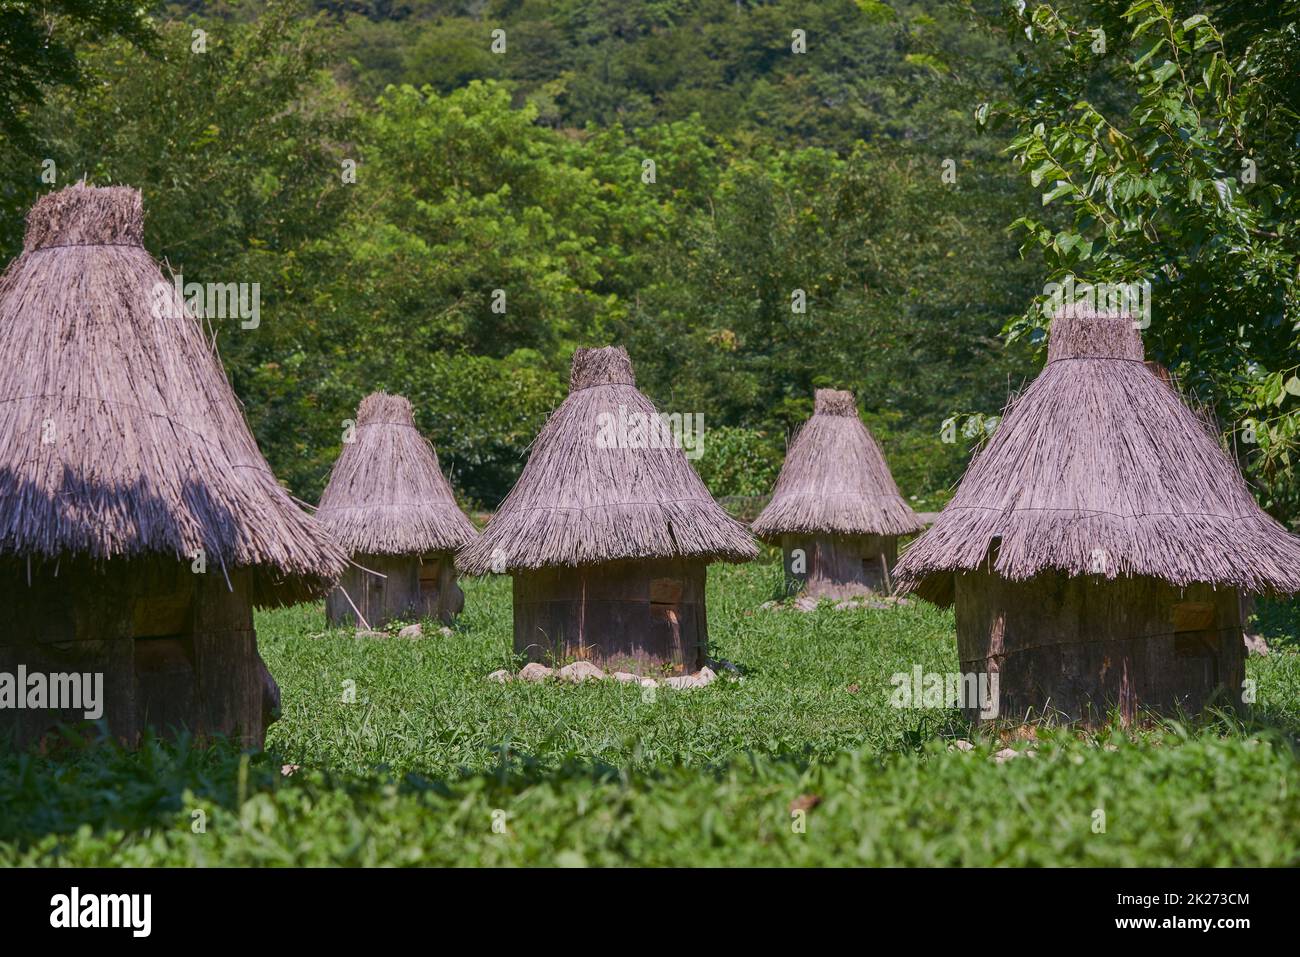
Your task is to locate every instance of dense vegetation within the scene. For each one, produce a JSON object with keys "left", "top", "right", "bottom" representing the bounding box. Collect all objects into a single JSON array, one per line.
[
  {"left": 2, "top": 0, "right": 1292, "bottom": 516},
  {"left": 3, "top": 0, "right": 1039, "bottom": 507},
  {"left": 3, "top": 563, "right": 1299, "bottom": 866}
]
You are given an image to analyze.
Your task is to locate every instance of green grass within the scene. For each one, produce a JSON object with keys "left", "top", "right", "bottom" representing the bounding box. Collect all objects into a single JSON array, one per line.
[{"left": 2, "top": 561, "right": 1299, "bottom": 866}]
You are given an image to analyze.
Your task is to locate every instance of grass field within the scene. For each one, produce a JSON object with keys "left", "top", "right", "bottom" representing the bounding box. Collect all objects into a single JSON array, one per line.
[{"left": 3, "top": 559, "right": 1299, "bottom": 866}]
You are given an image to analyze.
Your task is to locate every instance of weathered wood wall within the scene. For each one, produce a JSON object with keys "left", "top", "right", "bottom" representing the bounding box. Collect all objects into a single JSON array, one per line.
[
  {"left": 780, "top": 533, "right": 898, "bottom": 598},
  {"left": 326, "top": 551, "right": 464, "bottom": 628},
  {"left": 954, "top": 570, "right": 1245, "bottom": 725},
  {"left": 513, "top": 558, "right": 708, "bottom": 675},
  {"left": 0, "top": 558, "right": 276, "bottom": 750}
]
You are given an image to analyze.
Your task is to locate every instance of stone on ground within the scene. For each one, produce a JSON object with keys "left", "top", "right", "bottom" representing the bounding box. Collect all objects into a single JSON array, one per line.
[
  {"left": 518, "top": 662, "right": 555, "bottom": 682},
  {"left": 558, "top": 661, "right": 606, "bottom": 683}
]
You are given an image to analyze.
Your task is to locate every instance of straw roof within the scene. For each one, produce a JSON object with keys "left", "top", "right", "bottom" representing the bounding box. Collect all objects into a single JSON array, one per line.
[
  {"left": 895, "top": 307, "right": 1300, "bottom": 606},
  {"left": 0, "top": 184, "right": 346, "bottom": 606},
  {"left": 458, "top": 346, "right": 757, "bottom": 574},
  {"left": 316, "top": 392, "right": 477, "bottom": 556},
  {"left": 752, "top": 389, "right": 924, "bottom": 540}
]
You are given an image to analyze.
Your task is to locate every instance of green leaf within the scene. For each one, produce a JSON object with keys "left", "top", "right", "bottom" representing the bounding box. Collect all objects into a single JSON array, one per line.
[
  {"left": 1150, "top": 61, "right": 1178, "bottom": 85},
  {"left": 1041, "top": 180, "right": 1074, "bottom": 205}
]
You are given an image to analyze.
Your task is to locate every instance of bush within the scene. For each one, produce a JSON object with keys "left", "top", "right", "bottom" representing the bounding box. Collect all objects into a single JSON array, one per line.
[{"left": 691, "top": 425, "right": 783, "bottom": 498}]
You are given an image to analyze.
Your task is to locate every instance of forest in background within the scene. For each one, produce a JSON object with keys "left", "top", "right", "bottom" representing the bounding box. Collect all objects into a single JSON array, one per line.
[{"left": 0, "top": 0, "right": 1295, "bottom": 520}]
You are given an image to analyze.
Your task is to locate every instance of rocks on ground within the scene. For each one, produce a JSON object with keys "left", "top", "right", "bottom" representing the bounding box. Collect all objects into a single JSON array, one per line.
[
  {"left": 759, "top": 595, "right": 913, "bottom": 613},
  {"left": 489, "top": 661, "right": 725, "bottom": 689}
]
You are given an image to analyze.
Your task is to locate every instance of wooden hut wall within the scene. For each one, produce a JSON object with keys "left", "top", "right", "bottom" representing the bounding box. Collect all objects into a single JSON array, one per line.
[
  {"left": 326, "top": 552, "right": 464, "bottom": 628},
  {"left": 0, "top": 560, "right": 275, "bottom": 748},
  {"left": 953, "top": 570, "right": 1244, "bottom": 725},
  {"left": 513, "top": 558, "right": 708, "bottom": 675},
  {"left": 780, "top": 533, "right": 897, "bottom": 598}
]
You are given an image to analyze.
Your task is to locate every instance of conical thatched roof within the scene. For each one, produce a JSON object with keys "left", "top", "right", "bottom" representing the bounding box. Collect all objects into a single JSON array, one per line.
[
  {"left": 0, "top": 184, "right": 346, "bottom": 606},
  {"left": 752, "top": 389, "right": 924, "bottom": 540},
  {"left": 895, "top": 307, "right": 1300, "bottom": 606},
  {"left": 316, "top": 392, "right": 477, "bottom": 556},
  {"left": 458, "top": 346, "right": 757, "bottom": 574}
]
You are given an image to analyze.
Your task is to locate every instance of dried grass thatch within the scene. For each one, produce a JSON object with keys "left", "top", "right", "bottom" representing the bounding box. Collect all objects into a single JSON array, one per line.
[
  {"left": 752, "top": 389, "right": 924, "bottom": 539},
  {"left": 316, "top": 392, "right": 477, "bottom": 555},
  {"left": 459, "top": 346, "right": 757, "bottom": 573},
  {"left": 895, "top": 307, "right": 1300, "bottom": 605},
  {"left": 0, "top": 184, "right": 346, "bottom": 606}
]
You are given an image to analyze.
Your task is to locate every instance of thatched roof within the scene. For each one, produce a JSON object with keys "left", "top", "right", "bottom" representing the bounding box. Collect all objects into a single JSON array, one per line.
[
  {"left": 895, "top": 307, "right": 1300, "bottom": 606},
  {"left": 0, "top": 184, "right": 346, "bottom": 606},
  {"left": 458, "top": 346, "right": 757, "bottom": 574},
  {"left": 316, "top": 392, "right": 477, "bottom": 556},
  {"left": 752, "top": 389, "right": 924, "bottom": 540}
]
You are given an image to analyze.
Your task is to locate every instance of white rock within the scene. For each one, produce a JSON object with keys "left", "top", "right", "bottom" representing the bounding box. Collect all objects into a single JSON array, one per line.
[
  {"left": 486, "top": 669, "right": 512, "bottom": 683},
  {"left": 993, "top": 747, "right": 1021, "bottom": 764},
  {"left": 793, "top": 596, "right": 819, "bottom": 612},
  {"left": 439, "top": 626, "right": 453, "bottom": 637},
  {"left": 611, "top": 671, "right": 641, "bottom": 684},
  {"left": 558, "top": 661, "right": 606, "bottom": 683},
  {"left": 518, "top": 662, "right": 555, "bottom": 682},
  {"left": 398, "top": 623, "right": 423, "bottom": 638},
  {"left": 355, "top": 629, "right": 386, "bottom": 639},
  {"left": 952, "top": 739, "right": 975, "bottom": 752},
  {"left": 664, "top": 674, "right": 695, "bottom": 689},
  {"left": 639, "top": 677, "right": 658, "bottom": 688},
  {"left": 693, "top": 666, "right": 717, "bottom": 687}
]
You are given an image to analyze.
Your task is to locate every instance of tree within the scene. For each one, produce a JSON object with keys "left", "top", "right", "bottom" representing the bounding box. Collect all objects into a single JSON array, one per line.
[
  {"left": 0, "top": 0, "right": 158, "bottom": 146},
  {"left": 985, "top": 0, "right": 1300, "bottom": 518}
]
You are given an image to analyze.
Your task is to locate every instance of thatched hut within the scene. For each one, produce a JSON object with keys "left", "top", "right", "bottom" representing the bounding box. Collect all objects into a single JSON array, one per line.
[
  {"left": 458, "top": 347, "right": 757, "bottom": 675},
  {"left": 316, "top": 393, "right": 476, "bottom": 628},
  {"left": 0, "top": 184, "right": 346, "bottom": 749},
  {"left": 752, "top": 389, "right": 924, "bottom": 597},
  {"left": 894, "top": 307, "right": 1300, "bottom": 725}
]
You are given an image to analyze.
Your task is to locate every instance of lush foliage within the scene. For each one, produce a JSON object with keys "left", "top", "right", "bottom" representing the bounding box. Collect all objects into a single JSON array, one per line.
[
  {"left": 3, "top": 562, "right": 1299, "bottom": 865},
  {"left": 0, "top": 0, "right": 158, "bottom": 145},
  {"left": 986, "top": 0, "right": 1300, "bottom": 516},
  {"left": 0, "top": 0, "right": 1039, "bottom": 506},
  {"left": 0, "top": 0, "right": 1294, "bottom": 517}
]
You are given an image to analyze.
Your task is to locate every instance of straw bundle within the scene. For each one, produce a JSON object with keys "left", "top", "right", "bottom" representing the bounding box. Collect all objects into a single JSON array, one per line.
[
  {"left": 752, "top": 389, "right": 924, "bottom": 539},
  {"left": 458, "top": 346, "right": 757, "bottom": 573},
  {"left": 0, "top": 184, "right": 346, "bottom": 606},
  {"left": 895, "top": 307, "right": 1300, "bottom": 605},
  {"left": 316, "top": 392, "right": 477, "bottom": 555}
]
